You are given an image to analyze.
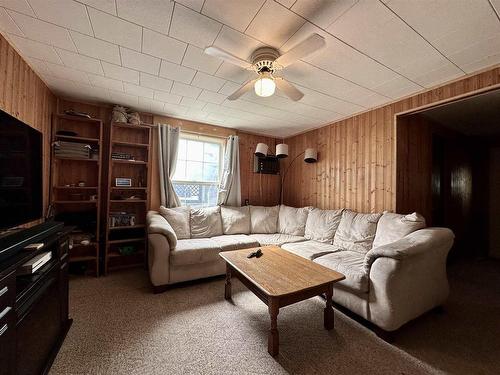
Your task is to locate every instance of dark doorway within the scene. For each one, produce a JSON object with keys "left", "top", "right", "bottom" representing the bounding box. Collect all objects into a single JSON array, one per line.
[{"left": 397, "top": 89, "right": 500, "bottom": 260}]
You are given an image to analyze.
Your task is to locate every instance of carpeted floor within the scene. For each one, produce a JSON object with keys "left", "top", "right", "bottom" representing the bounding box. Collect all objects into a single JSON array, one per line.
[{"left": 50, "top": 259, "right": 500, "bottom": 375}]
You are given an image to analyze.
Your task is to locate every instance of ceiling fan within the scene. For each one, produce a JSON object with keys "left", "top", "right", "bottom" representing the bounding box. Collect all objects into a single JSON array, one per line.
[{"left": 204, "top": 33, "right": 326, "bottom": 101}]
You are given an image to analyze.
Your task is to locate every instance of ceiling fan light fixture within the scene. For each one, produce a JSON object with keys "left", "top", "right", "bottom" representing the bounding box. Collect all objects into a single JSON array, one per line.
[{"left": 254, "top": 75, "right": 276, "bottom": 97}]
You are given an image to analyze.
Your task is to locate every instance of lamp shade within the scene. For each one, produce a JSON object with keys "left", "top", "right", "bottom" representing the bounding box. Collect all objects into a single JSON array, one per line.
[
  {"left": 304, "top": 148, "right": 317, "bottom": 163},
  {"left": 255, "top": 143, "right": 269, "bottom": 157},
  {"left": 276, "top": 143, "right": 289, "bottom": 158}
]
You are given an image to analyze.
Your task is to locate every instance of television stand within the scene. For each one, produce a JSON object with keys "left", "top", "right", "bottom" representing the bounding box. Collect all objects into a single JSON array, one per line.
[{"left": 0, "top": 224, "right": 72, "bottom": 375}]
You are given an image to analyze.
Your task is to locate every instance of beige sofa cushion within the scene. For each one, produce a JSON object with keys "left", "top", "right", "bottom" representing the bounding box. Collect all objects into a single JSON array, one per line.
[
  {"left": 190, "top": 206, "right": 223, "bottom": 238},
  {"left": 278, "top": 205, "right": 310, "bottom": 236},
  {"left": 281, "top": 240, "right": 340, "bottom": 260},
  {"left": 159, "top": 206, "right": 190, "bottom": 239},
  {"left": 314, "top": 251, "right": 368, "bottom": 293},
  {"left": 249, "top": 233, "right": 305, "bottom": 246},
  {"left": 333, "top": 210, "right": 382, "bottom": 254},
  {"left": 220, "top": 206, "right": 250, "bottom": 234},
  {"left": 373, "top": 212, "right": 426, "bottom": 248},
  {"left": 304, "top": 208, "right": 343, "bottom": 243},
  {"left": 210, "top": 235, "right": 259, "bottom": 251},
  {"left": 170, "top": 238, "right": 221, "bottom": 266},
  {"left": 250, "top": 205, "right": 279, "bottom": 234}
]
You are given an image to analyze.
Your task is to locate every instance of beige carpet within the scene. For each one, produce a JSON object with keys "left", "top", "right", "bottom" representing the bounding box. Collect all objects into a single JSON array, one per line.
[{"left": 50, "top": 259, "right": 500, "bottom": 375}]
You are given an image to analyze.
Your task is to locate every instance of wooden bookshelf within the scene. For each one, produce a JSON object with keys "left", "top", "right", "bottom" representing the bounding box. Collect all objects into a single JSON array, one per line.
[
  {"left": 50, "top": 114, "right": 102, "bottom": 276},
  {"left": 104, "top": 121, "right": 153, "bottom": 274}
]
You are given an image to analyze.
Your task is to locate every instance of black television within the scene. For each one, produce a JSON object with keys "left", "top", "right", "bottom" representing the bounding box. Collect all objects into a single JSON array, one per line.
[{"left": 0, "top": 109, "right": 43, "bottom": 230}]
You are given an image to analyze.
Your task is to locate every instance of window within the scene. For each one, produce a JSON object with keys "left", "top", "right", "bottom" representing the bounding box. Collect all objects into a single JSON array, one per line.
[{"left": 172, "top": 134, "right": 224, "bottom": 208}]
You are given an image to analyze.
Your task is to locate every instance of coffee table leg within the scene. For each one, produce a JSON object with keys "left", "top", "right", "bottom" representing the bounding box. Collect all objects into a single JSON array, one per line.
[
  {"left": 324, "top": 283, "right": 334, "bottom": 330},
  {"left": 268, "top": 298, "right": 279, "bottom": 356},
  {"left": 224, "top": 264, "right": 232, "bottom": 300}
]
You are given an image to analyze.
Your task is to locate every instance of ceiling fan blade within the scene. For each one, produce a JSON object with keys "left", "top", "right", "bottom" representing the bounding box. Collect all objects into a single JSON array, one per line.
[
  {"left": 275, "top": 33, "right": 326, "bottom": 68},
  {"left": 227, "top": 79, "right": 257, "bottom": 100},
  {"left": 275, "top": 78, "right": 304, "bottom": 101},
  {"left": 204, "top": 46, "right": 252, "bottom": 69}
]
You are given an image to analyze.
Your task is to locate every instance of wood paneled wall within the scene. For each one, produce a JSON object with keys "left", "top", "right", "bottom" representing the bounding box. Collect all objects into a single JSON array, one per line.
[
  {"left": 284, "top": 66, "right": 500, "bottom": 213},
  {"left": 0, "top": 34, "right": 56, "bottom": 226}
]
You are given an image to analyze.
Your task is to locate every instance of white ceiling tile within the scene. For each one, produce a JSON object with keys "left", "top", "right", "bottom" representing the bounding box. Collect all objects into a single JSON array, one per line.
[
  {"left": 138, "top": 96, "right": 165, "bottom": 113},
  {"left": 27, "top": 0, "right": 93, "bottom": 35},
  {"left": 327, "top": 1, "right": 462, "bottom": 84},
  {"left": 0, "top": 7, "right": 22, "bottom": 35},
  {"left": 246, "top": 0, "right": 305, "bottom": 48},
  {"left": 186, "top": 108, "right": 209, "bottom": 119},
  {"left": 191, "top": 71, "right": 226, "bottom": 92},
  {"left": 120, "top": 47, "right": 161, "bottom": 75},
  {"left": 291, "top": 0, "right": 357, "bottom": 29},
  {"left": 450, "top": 34, "right": 500, "bottom": 74},
  {"left": 142, "top": 28, "right": 187, "bottom": 64},
  {"left": 154, "top": 90, "right": 182, "bottom": 104},
  {"left": 175, "top": 0, "right": 204, "bottom": 12},
  {"left": 162, "top": 102, "right": 189, "bottom": 116},
  {"left": 6, "top": 34, "right": 62, "bottom": 63},
  {"left": 411, "top": 62, "right": 464, "bottom": 88},
  {"left": 55, "top": 48, "right": 103, "bottom": 75},
  {"left": 45, "top": 62, "right": 90, "bottom": 84},
  {"left": 89, "top": 73, "right": 124, "bottom": 91},
  {"left": 219, "top": 80, "right": 242, "bottom": 95},
  {"left": 101, "top": 61, "right": 139, "bottom": 84},
  {"left": 124, "top": 82, "right": 154, "bottom": 99},
  {"left": 180, "top": 97, "right": 207, "bottom": 109},
  {"left": 24, "top": 56, "right": 51, "bottom": 75},
  {"left": 87, "top": 7, "right": 142, "bottom": 50},
  {"left": 182, "top": 44, "right": 223, "bottom": 74},
  {"left": 202, "top": 0, "right": 265, "bottom": 32},
  {"left": 140, "top": 72, "right": 173, "bottom": 92},
  {"left": 275, "top": 0, "right": 295, "bottom": 8},
  {"left": 169, "top": 3, "right": 222, "bottom": 49},
  {"left": 109, "top": 90, "right": 139, "bottom": 107},
  {"left": 215, "top": 62, "right": 254, "bottom": 84},
  {"left": 372, "top": 76, "right": 421, "bottom": 99},
  {"left": 78, "top": 0, "right": 116, "bottom": 15},
  {"left": 212, "top": 26, "right": 263, "bottom": 61},
  {"left": 8, "top": 10, "right": 76, "bottom": 51},
  {"left": 171, "top": 81, "right": 202, "bottom": 98},
  {"left": 385, "top": 0, "right": 500, "bottom": 59},
  {"left": 70, "top": 31, "right": 121, "bottom": 65},
  {"left": 0, "top": 0, "right": 34, "bottom": 16},
  {"left": 159, "top": 60, "right": 196, "bottom": 83},
  {"left": 116, "top": 0, "right": 173, "bottom": 34}
]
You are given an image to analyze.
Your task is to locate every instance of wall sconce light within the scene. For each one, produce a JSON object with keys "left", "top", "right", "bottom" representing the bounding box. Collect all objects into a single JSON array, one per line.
[{"left": 304, "top": 148, "right": 317, "bottom": 163}]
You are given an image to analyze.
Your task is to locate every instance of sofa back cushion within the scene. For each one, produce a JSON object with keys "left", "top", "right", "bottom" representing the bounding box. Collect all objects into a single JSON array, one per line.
[
  {"left": 220, "top": 206, "right": 250, "bottom": 234},
  {"left": 159, "top": 206, "right": 190, "bottom": 239},
  {"left": 333, "top": 210, "right": 382, "bottom": 254},
  {"left": 190, "top": 206, "right": 223, "bottom": 238},
  {"left": 278, "top": 205, "right": 309, "bottom": 236},
  {"left": 373, "top": 212, "right": 426, "bottom": 248},
  {"left": 250, "top": 205, "right": 279, "bottom": 234},
  {"left": 304, "top": 208, "right": 343, "bottom": 243}
]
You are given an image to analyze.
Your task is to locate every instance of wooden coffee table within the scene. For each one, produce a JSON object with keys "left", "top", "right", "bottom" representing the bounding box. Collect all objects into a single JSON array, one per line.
[{"left": 219, "top": 245, "right": 345, "bottom": 356}]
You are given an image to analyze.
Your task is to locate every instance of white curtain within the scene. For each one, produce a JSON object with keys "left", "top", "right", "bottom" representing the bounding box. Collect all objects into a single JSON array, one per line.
[
  {"left": 217, "top": 135, "right": 241, "bottom": 206},
  {"left": 158, "top": 124, "right": 181, "bottom": 208}
]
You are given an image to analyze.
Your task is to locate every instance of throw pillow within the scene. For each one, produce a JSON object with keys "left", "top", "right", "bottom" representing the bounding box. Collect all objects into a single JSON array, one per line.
[
  {"left": 220, "top": 206, "right": 250, "bottom": 234},
  {"left": 190, "top": 206, "right": 223, "bottom": 238},
  {"left": 304, "top": 208, "right": 343, "bottom": 243},
  {"left": 278, "top": 205, "right": 310, "bottom": 236},
  {"left": 373, "top": 212, "right": 426, "bottom": 248},
  {"left": 333, "top": 210, "right": 383, "bottom": 254},
  {"left": 249, "top": 205, "right": 279, "bottom": 234},
  {"left": 158, "top": 206, "right": 190, "bottom": 240}
]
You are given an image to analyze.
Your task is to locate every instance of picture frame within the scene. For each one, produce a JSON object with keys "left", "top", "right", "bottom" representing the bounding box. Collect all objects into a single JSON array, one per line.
[{"left": 115, "top": 177, "right": 132, "bottom": 187}]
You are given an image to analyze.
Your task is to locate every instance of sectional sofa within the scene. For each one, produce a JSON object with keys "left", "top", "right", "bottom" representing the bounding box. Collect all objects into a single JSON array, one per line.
[{"left": 147, "top": 205, "right": 454, "bottom": 332}]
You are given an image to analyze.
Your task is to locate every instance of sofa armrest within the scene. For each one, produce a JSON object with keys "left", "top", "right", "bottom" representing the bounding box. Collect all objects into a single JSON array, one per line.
[
  {"left": 364, "top": 227, "right": 454, "bottom": 271},
  {"left": 147, "top": 210, "right": 177, "bottom": 249},
  {"left": 365, "top": 227, "right": 454, "bottom": 331}
]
